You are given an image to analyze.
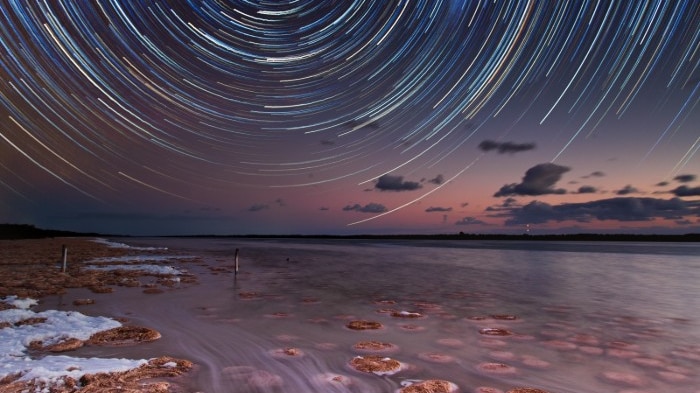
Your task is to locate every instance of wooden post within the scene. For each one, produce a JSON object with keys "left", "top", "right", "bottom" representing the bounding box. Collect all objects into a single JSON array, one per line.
[
  {"left": 61, "top": 245, "right": 68, "bottom": 273},
  {"left": 234, "top": 248, "right": 239, "bottom": 276}
]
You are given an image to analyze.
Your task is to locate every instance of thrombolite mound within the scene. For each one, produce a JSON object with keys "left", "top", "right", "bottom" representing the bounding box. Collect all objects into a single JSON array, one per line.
[
  {"left": 399, "top": 379, "right": 458, "bottom": 393},
  {"left": 474, "top": 387, "right": 505, "bottom": 393},
  {"left": 347, "top": 320, "right": 383, "bottom": 330},
  {"left": 476, "top": 362, "right": 517, "bottom": 374},
  {"left": 43, "top": 338, "right": 84, "bottom": 353},
  {"left": 479, "top": 328, "right": 513, "bottom": 336},
  {"left": 87, "top": 326, "right": 161, "bottom": 346},
  {"left": 353, "top": 340, "right": 398, "bottom": 352},
  {"left": 349, "top": 355, "right": 402, "bottom": 375},
  {"left": 390, "top": 310, "right": 423, "bottom": 318},
  {"left": 506, "top": 388, "right": 551, "bottom": 393},
  {"left": 1, "top": 356, "right": 192, "bottom": 393}
]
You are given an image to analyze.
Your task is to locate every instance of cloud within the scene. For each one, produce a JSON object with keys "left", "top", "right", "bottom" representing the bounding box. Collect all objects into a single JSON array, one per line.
[
  {"left": 455, "top": 216, "right": 487, "bottom": 225},
  {"left": 319, "top": 206, "right": 329, "bottom": 211},
  {"left": 675, "top": 219, "right": 694, "bottom": 225},
  {"left": 498, "top": 197, "right": 698, "bottom": 226},
  {"left": 343, "top": 203, "right": 387, "bottom": 213},
  {"left": 582, "top": 171, "right": 605, "bottom": 179},
  {"left": 577, "top": 186, "right": 597, "bottom": 194},
  {"left": 375, "top": 174, "right": 422, "bottom": 191},
  {"left": 460, "top": 202, "right": 469, "bottom": 208},
  {"left": 494, "top": 163, "right": 570, "bottom": 197},
  {"left": 478, "top": 140, "right": 536, "bottom": 154},
  {"left": 674, "top": 174, "right": 696, "bottom": 183},
  {"left": 502, "top": 197, "right": 518, "bottom": 207},
  {"left": 426, "top": 206, "right": 452, "bottom": 212},
  {"left": 486, "top": 198, "right": 521, "bottom": 211},
  {"left": 656, "top": 181, "right": 669, "bottom": 187},
  {"left": 320, "top": 139, "right": 335, "bottom": 146},
  {"left": 672, "top": 185, "right": 700, "bottom": 197},
  {"left": 615, "top": 185, "right": 639, "bottom": 195},
  {"left": 274, "top": 198, "right": 286, "bottom": 207},
  {"left": 248, "top": 204, "right": 269, "bottom": 212},
  {"left": 428, "top": 174, "right": 444, "bottom": 185}
]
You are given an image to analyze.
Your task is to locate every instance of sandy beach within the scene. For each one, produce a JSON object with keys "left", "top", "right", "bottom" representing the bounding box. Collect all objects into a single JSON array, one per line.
[{"left": 0, "top": 237, "right": 198, "bottom": 393}]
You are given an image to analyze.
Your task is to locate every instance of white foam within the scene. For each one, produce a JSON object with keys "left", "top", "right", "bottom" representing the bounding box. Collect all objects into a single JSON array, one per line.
[
  {"left": 92, "top": 238, "right": 168, "bottom": 251},
  {"left": 0, "top": 298, "right": 146, "bottom": 384},
  {"left": 86, "top": 255, "right": 190, "bottom": 264},
  {"left": 83, "top": 264, "right": 184, "bottom": 275}
]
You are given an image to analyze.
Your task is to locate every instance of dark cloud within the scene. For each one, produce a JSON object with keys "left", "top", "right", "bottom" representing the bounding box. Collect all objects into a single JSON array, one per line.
[
  {"left": 656, "top": 181, "right": 669, "bottom": 187},
  {"left": 319, "top": 206, "right": 329, "bottom": 211},
  {"left": 455, "top": 216, "right": 487, "bottom": 225},
  {"left": 460, "top": 202, "right": 469, "bottom": 208},
  {"left": 494, "top": 163, "right": 570, "bottom": 197},
  {"left": 275, "top": 198, "right": 285, "bottom": 207},
  {"left": 674, "top": 174, "right": 696, "bottom": 183},
  {"left": 343, "top": 203, "right": 387, "bottom": 213},
  {"left": 248, "top": 204, "right": 269, "bottom": 212},
  {"left": 426, "top": 206, "right": 452, "bottom": 212},
  {"left": 499, "top": 197, "right": 698, "bottom": 226},
  {"left": 478, "top": 140, "right": 500, "bottom": 152},
  {"left": 478, "top": 140, "right": 536, "bottom": 154},
  {"left": 502, "top": 197, "right": 518, "bottom": 207},
  {"left": 672, "top": 185, "right": 700, "bottom": 197},
  {"left": 675, "top": 219, "right": 693, "bottom": 225},
  {"left": 486, "top": 198, "right": 520, "bottom": 212},
  {"left": 577, "top": 186, "right": 597, "bottom": 194},
  {"left": 428, "top": 174, "right": 444, "bottom": 185},
  {"left": 582, "top": 171, "right": 605, "bottom": 179},
  {"left": 375, "top": 174, "right": 422, "bottom": 191},
  {"left": 615, "top": 185, "right": 639, "bottom": 195}
]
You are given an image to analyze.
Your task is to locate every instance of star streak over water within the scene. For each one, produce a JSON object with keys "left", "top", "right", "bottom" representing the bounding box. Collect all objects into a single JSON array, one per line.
[{"left": 0, "top": 1, "right": 698, "bottom": 235}]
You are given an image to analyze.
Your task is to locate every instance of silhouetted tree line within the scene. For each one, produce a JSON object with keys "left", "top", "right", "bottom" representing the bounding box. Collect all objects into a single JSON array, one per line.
[{"left": 0, "top": 224, "right": 103, "bottom": 239}]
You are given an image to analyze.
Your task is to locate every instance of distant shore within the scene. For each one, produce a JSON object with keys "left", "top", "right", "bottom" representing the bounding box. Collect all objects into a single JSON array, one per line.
[
  {"left": 2, "top": 223, "right": 698, "bottom": 242},
  {"left": 177, "top": 232, "right": 700, "bottom": 242}
]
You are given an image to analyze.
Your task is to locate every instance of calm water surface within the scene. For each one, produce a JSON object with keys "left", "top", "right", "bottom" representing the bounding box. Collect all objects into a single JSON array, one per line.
[{"left": 57, "top": 238, "right": 700, "bottom": 392}]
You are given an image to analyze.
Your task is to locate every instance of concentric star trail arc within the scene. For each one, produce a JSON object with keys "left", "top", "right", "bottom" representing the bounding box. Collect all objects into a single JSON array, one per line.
[{"left": 0, "top": 0, "right": 697, "bottom": 231}]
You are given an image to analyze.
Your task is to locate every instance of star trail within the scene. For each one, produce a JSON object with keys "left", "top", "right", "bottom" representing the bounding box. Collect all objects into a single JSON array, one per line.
[{"left": 1, "top": 1, "right": 698, "bottom": 235}]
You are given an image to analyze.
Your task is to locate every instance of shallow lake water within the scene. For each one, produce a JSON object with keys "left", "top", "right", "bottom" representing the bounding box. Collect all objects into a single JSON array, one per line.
[{"left": 42, "top": 238, "right": 700, "bottom": 392}]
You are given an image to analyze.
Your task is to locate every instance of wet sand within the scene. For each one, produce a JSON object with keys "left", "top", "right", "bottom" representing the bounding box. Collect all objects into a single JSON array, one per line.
[{"left": 0, "top": 237, "right": 202, "bottom": 298}]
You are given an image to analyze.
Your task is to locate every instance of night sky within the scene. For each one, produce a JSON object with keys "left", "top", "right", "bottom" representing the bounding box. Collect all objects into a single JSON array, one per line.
[{"left": 1, "top": 1, "right": 699, "bottom": 236}]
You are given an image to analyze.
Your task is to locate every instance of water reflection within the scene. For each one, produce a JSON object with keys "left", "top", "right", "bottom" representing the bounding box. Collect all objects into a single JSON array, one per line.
[{"left": 98, "top": 238, "right": 700, "bottom": 392}]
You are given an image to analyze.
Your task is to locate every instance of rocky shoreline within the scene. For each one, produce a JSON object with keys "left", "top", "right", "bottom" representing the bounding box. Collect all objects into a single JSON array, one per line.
[{"left": 0, "top": 237, "right": 196, "bottom": 393}]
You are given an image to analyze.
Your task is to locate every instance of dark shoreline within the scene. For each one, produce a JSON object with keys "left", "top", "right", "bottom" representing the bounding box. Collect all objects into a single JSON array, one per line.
[
  {"left": 0, "top": 224, "right": 106, "bottom": 240},
  {"left": 3, "top": 223, "right": 698, "bottom": 242}
]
